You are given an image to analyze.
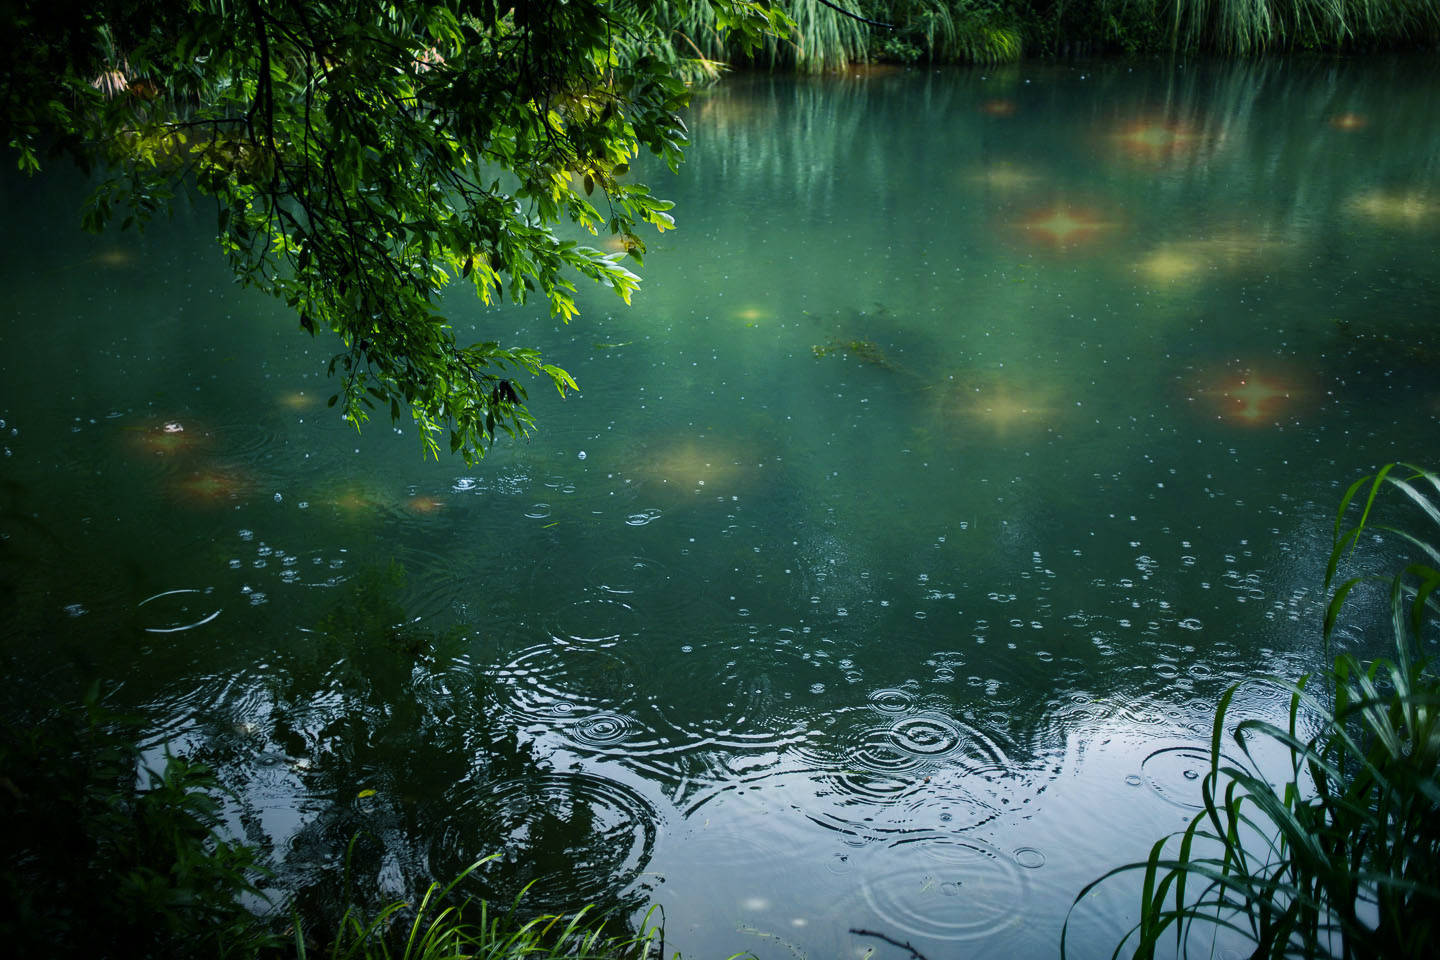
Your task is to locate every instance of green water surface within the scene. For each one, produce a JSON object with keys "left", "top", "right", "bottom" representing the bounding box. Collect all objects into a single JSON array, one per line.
[{"left": 3, "top": 55, "right": 1439, "bottom": 959}]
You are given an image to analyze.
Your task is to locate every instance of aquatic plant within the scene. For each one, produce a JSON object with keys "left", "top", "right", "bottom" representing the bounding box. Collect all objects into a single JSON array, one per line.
[{"left": 1065, "top": 462, "right": 1440, "bottom": 959}]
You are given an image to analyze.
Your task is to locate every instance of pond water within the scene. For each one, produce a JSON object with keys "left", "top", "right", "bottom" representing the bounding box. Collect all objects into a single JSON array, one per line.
[{"left": 3, "top": 55, "right": 1440, "bottom": 959}]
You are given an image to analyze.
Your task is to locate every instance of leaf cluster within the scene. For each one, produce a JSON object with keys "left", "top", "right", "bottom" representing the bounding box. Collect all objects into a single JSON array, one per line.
[
  {"left": 298, "top": 844, "right": 674, "bottom": 960},
  {"left": 3, "top": 1, "right": 789, "bottom": 462}
]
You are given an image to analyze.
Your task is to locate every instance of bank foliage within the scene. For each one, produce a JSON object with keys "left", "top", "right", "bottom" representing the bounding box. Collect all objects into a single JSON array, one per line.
[{"left": 669, "top": 0, "right": 1440, "bottom": 69}]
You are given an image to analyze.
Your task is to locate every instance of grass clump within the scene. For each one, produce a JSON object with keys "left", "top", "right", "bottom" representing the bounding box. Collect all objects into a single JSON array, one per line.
[
  {"left": 1066, "top": 462, "right": 1440, "bottom": 959},
  {"left": 297, "top": 852, "right": 672, "bottom": 960}
]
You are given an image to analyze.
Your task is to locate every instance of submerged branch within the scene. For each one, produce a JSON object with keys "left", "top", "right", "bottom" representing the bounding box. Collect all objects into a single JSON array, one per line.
[{"left": 850, "top": 928, "right": 930, "bottom": 960}]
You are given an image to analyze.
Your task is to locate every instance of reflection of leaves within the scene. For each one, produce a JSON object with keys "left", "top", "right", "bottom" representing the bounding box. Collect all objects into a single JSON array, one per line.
[
  {"left": 1332, "top": 316, "right": 1440, "bottom": 369},
  {"left": 0, "top": 485, "right": 145, "bottom": 690},
  {"left": 0, "top": 691, "right": 272, "bottom": 959},
  {"left": 309, "top": 561, "right": 462, "bottom": 687},
  {"left": 446, "top": 774, "right": 654, "bottom": 924},
  {"left": 251, "top": 562, "right": 640, "bottom": 934},
  {"left": 491, "top": 785, "right": 597, "bottom": 877}
]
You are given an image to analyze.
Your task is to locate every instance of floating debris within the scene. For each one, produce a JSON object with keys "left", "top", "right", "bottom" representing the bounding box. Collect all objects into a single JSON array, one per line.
[{"left": 812, "top": 338, "right": 893, "bottom": 368}]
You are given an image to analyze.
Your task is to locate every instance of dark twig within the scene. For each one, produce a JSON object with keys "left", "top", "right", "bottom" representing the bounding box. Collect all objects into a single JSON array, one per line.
[
  {"left": 850, "top": 928, "right": 931, "bottom": 960},
  {"left": 814, "top": 0, "right": 895, "bottom": 29}
]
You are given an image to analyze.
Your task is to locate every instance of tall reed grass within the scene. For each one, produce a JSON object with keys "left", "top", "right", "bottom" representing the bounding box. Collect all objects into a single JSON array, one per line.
[
  {"left": 1064, "top": 463, "right": 1440, "bottom": 959},
  {"left": 868, "top": 0, "right": 1025, "bottom": 62},
  {"left": 1115, "top": 0, "right": 1440, "bottom": 54},
  {"left": 644, "top": 0, "right": 1023, "bottom": 72},
  {"left": 640, "top": 0, "right": 865, "bottom": 73},
  {"left": 650, "top": 0, "right": 1440, "bottom": 71}
]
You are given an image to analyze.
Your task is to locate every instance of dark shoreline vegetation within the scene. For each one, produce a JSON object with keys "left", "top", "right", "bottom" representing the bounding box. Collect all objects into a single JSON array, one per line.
[
  {"left": 674, "top": 0, "right": 1440, "bottom": 72},
  {"left": 3, "top": 465, "right": 1435, "bottom": 958}
]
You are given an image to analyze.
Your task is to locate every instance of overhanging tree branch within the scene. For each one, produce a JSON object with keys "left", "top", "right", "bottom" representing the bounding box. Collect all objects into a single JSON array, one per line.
[
  {"left": 4, "top": 0, "right": 789, "bottom": 463},
  {"left": 813, "top": 0, "right": 894, "bottom": 30}
]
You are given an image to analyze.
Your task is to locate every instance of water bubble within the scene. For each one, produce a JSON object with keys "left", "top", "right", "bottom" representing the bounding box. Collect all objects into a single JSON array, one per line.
[
  {"left": 1141, "top": 746, "right": 1229, "bottom": 808},
  {"left": 870, "top": 689, "right": 914, "bottom": 713},
  {"left": 1013, "top": 847, "right": 1046, "bottom": 869},
  {"left": 890, "top": 714, "right": 965, "bottom": 757},
  {"left": 432, "top": 773, "right": 656, "bottom": 910},
  {"left": 137, "top": 588, "right": 222, "bottom": 632},
  {"left": 860, "top": 836, "right": 1026, "bottom": 943},
  {"left": 571, "top": 712, "right": 634, "bottom": 747}
]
